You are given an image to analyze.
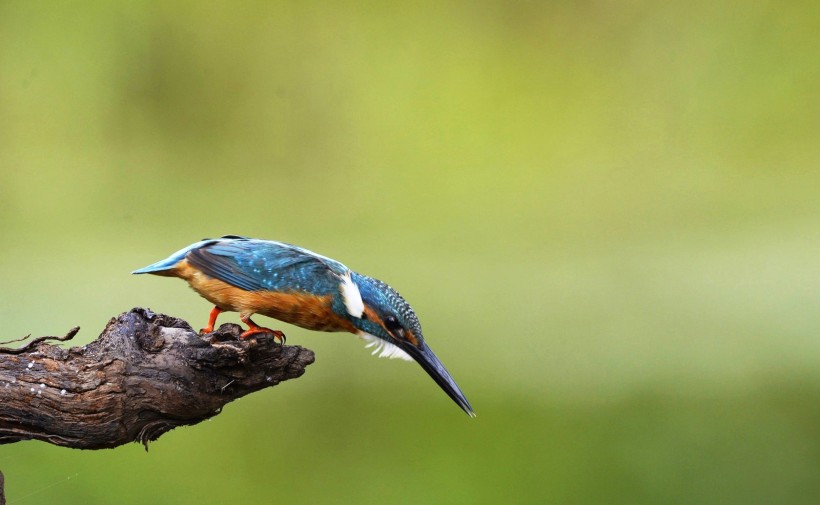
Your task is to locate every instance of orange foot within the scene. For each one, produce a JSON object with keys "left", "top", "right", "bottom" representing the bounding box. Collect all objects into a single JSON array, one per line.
[
  {"left": 200, "top": 306, "right": 223, "bottom": 334},
  {"left": 240, "top": 314, "right": 286, "bottom": 344}
]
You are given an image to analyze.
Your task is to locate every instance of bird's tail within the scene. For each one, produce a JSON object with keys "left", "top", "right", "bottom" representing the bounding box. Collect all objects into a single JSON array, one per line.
[
  {"left": 132, "top": 238, "right": 223, "bottom": 275},
  {"left": 132, "top": 259, "right": 179, "bottom": 275}
]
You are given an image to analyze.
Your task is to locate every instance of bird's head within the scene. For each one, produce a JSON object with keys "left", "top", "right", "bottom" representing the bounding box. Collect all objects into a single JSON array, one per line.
[{"left": 340, "top": 272, "right": 475, "bottom": 417}]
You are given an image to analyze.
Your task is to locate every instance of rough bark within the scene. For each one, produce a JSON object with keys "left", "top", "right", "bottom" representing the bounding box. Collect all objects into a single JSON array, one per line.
[{"left": 0, "top": 308, "right": 314, "bottom": 450}]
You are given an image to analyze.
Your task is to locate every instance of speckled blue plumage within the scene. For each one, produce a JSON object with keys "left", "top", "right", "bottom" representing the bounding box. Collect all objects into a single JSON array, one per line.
[
  {"left": 186, "top": 237, "right": 348, "bottom": 296},
  {"left": 352, "top": 272, "right": 423, "bottom": 342}
]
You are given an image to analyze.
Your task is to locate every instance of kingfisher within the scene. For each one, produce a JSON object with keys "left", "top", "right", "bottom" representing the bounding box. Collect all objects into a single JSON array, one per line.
[{"left": 133, "top": 235, "right": 474, "bottom": 417}]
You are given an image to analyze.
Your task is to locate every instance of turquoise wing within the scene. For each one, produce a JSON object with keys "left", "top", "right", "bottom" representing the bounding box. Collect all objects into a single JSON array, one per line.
[{"left": 186, "top": 237, "right": 349, "bottom": 295}]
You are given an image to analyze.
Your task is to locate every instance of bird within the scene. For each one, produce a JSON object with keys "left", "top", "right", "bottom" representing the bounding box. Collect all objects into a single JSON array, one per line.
[{"left": 133, "top": 235, "right": 474, "bottom": 417}]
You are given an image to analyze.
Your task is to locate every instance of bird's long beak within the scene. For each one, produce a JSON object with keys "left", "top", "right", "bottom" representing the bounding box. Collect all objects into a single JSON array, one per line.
[{"left": 402, "top": 341, "right": 475, "bottom": 417}]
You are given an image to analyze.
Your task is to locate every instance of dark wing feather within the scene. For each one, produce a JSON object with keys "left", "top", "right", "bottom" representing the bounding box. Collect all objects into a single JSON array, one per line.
[
  {"left": 187, "top": 246, "right": 264, "bottom": 291},
  {"left": 186, "top": 238, "right": 348, "bottom": 295}
]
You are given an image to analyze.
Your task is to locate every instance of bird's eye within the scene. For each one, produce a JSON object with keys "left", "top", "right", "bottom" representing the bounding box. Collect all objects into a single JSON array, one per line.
[{"left": 384, "top": 315, "right": 402, "bottom": 333}]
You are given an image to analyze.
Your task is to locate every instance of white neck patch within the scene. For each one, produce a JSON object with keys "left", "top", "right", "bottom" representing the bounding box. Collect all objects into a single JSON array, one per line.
[
  {"left": 359, "top": 332, "right": 412, "bottom": 361},
  {"left": 339, "top": 271, "right": 364, "bottom": 318}
]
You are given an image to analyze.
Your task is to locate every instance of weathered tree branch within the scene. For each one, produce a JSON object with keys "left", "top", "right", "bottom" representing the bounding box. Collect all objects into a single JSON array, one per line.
[{"left": 0, "top": 308, "right": 314, "bottom": 449}]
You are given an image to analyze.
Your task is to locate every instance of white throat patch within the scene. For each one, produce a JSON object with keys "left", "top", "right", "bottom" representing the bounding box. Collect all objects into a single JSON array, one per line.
[
  {"left": 339, "top": 271, "right": 364, "bottom": 318},
  {"left": 359, "top": 332, "right": 412, "bottom": 361}
]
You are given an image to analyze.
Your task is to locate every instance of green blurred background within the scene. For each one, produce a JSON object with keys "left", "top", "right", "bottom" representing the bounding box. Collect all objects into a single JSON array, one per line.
[{"left": 1, "top": 1, "right": 818, "bottom": 503}]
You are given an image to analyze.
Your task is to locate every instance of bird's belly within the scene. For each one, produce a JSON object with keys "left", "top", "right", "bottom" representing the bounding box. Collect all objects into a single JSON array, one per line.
[
  {"left": 250, "top": 291, "right": 354, "bottom": 332},
  {"left": 175, "top": 260, "right": 355, "bottom": 333}
]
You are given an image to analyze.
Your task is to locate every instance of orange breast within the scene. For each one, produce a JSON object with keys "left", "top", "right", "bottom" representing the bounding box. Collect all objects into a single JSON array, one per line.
[{"left": 171, "top": 259, "right": 356, "bottom": 333}]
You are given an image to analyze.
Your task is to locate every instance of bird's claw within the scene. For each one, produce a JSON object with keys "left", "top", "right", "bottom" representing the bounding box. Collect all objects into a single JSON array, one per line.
[
  {"left": 266, "top": 330, "right": 286, "bottom": 345},
  {"left": 240, "top": 327, "right": 286, "bottom": 345}
]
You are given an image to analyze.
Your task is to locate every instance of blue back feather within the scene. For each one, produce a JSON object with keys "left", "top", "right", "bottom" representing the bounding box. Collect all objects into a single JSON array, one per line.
[{"left": 185, "top": 237, "right": 349, "bottom": 295}]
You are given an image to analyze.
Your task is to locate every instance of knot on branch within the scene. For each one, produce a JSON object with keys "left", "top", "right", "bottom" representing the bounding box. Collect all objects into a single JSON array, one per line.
[{"left": 0, "top": 308, "right": 315, "bottom": 449}]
